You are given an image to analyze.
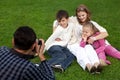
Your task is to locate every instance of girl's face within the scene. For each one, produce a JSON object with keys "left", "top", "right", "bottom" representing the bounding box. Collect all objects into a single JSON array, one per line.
[
  {"left": 82, "top": 27, "right": 93, "bottom": 37},
  {"left": 58, "top": 17, "right": 68, "bottom": 28},
  {"left": 77, "top": 11, "right": 88, "bottom": 23}
]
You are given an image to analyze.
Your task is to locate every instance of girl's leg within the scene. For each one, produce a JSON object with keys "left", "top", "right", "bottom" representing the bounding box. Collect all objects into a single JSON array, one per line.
[
  {"left": 86, "top": 63, "right": 92, "bottom": 71},
  {"left": 84, "top": 44, "right": 100, "bottom": 67},
  {"left": 98, "top": 52, "right": 111, "bottom": 65},
  {"left": 68, "top": 43, "right": 90, "bottom": 70},
  {"left": 76, "top": 46, "right": 91, "bottom": 70},
  {"left": 86, "top": 63, "right": 97, "bottom": 74},
  {"left": 105, "top": 45, "right": 120, "bottom": 59},
  {"left": 84, "top": 45, "right": 102, "bottom": 73},
  {"left": 77, "top": 54, "right": 91, "bottom": 70}
]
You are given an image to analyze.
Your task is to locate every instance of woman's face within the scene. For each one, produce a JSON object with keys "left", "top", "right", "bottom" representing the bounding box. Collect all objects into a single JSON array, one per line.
[{"left": 77, "top": 11, "right": 88, "bottom": 23}]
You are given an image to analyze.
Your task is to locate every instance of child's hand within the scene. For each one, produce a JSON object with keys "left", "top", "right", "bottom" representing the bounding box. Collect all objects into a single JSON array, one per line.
[
  {"left": 82, "top": 34, "right": 87, "bottom": 42},
  {"left": 55, "top": 38, "right": 62, "bottom": 41}
]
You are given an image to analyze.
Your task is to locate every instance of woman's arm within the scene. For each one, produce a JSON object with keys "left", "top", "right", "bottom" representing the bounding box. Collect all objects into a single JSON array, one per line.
[
  {"left": 88, "top": 21, "right": 109, "bottom": 44},
  {"left": 88, "top": 32, "right": 108, "bottom": 44},
  {"left": 94, "top": 32, "right": 108, "bottom": 40}
]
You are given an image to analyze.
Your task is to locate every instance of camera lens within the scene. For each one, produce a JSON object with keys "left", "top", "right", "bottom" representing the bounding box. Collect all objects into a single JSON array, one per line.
[{"left": 38, "top": 40, "right": 42, "bottom": 45}]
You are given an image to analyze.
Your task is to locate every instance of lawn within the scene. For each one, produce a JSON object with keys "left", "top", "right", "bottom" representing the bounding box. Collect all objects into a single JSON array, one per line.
[{"left": 0, "top": 0, "right": 120, "bottom": 80}]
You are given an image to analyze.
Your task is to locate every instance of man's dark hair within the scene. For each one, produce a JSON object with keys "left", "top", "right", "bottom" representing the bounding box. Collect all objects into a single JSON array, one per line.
[
  {"left": 13, "top": 26, "right": 36, "bottom": 50},
  {"left": 56, "top": 10, "right": 69, "bottom": 22}
]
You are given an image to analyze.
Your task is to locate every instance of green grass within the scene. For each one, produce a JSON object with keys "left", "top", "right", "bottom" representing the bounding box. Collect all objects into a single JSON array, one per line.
[{"left": 0, "top": 0, "right": 120, "bottom": 80}]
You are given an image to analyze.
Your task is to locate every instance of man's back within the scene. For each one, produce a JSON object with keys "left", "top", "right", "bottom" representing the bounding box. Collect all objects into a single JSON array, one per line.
[
  {"left": 0, "top": 46, "right": 32, "bottom": 80},
  {"left": 0, "top": 46, "right": 55, "bottom": 80}
]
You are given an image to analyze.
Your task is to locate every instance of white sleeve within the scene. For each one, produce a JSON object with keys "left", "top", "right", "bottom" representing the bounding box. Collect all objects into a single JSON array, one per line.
[
  {"left": 45, "top": 26, "right": 63, "bottom": 50},
  {"left": 53, "top": 20, "right": 59, "bottom": 28},
  {"left": 69, "top": 16, "right": 78, "bottom": 24},
  {"left": 91, "top": 21, "right": 107, "bottom": 32}
]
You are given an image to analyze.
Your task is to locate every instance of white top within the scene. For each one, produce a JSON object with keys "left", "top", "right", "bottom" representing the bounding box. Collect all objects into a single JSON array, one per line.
[
  {"left": 68, "top": 16, "right": 108, "bottom": 44},
  {"left": 45, "top": 22, "right": 74, "bottom": 50},
  {"left": 52, "top": 16, "right": 109, "bottom": 45}
]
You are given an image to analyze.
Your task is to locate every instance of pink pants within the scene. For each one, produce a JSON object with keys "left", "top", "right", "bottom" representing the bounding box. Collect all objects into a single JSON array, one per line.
[
  {"left": 98, "top": 51, "right": 111, "bottom": 64},
  {"left": 98, "top": 45, "right": 120, "bottom": 64},
  {"left": 105, "top": 45, "right": 120, "bottom": 59}
]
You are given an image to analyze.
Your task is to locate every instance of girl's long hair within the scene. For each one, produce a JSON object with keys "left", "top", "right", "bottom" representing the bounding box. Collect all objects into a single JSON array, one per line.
[{"left": 76, "top": 4, "right": 91, "bottom": 24}]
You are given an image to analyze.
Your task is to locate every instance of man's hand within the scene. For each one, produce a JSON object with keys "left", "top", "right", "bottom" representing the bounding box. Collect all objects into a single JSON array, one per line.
[{"left": 36, "top": 39, "right": 46, "bottom": 61}]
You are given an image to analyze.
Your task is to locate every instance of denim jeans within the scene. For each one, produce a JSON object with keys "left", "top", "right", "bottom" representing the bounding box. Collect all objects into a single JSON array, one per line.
[{"left": 47, "top": 45, "right": 75, "bottom": 70}]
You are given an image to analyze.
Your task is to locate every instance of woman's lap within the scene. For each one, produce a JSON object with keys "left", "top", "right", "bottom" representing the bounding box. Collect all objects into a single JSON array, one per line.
[{"left": 67, "top": 43, "right": 100, "bottom": 69}]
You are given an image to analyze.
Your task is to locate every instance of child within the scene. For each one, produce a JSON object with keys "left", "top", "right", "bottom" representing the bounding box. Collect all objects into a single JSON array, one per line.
[
  {"left": 45, "top": 10, "right": 75, "bottom": 72},
  {"left": 80, "top": 21, "right": 120, "bottom": 66}
]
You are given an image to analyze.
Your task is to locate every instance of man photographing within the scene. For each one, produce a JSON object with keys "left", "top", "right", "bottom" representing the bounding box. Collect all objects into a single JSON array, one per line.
[{"left": 0, "top": 26, "right": 55, "bottom": 80}]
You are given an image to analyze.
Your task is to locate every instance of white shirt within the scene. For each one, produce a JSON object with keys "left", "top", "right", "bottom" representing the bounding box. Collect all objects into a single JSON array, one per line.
[
  {"left": 45, "top": 22, "right": 74, "bottom": 50},
  {"left": 68, "top": 16, "right": 108, "bottom": 44}
]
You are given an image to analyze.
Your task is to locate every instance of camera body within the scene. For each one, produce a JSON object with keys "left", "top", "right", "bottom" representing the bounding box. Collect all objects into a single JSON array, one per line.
[
  {"left": 32, "top": 39, "right": 42, "bottom": 52},
  {"left": 38, "top": 40, "right": 42, "bottom": 45}
]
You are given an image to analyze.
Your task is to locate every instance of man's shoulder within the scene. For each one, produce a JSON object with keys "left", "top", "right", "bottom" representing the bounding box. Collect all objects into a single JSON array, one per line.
[
  {"left": 0, "top": 46, "right": 10, "bottom": 50},
  {"left": 0, "top": 46, "right": 10, "bottom": 54}
]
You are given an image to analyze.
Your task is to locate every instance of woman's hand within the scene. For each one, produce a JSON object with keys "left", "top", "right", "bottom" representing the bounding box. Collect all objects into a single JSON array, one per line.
[{"left": 87, "top": 37, "right": 96, "bottom": 44}]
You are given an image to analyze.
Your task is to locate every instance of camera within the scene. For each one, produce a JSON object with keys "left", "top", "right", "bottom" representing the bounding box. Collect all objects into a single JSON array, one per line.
[
  {"left": 38, "top": 40, "right": 42, "bottom": 45},
  {"left": 32, "top": 40, "right": 42, "bottom": 53}
]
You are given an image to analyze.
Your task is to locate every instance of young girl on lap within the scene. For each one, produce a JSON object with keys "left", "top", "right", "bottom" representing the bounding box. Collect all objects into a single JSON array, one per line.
[{"left": 80, "top": 21, "right": 120, "bottom": 65}]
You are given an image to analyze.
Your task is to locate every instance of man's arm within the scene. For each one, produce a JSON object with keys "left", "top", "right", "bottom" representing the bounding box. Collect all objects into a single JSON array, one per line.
[
  {"left": 23, "top": 61, "right": 55, "bottom": 80},
  {"left": 23, "top": 39, "right": 55, "bottom": 80}
]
